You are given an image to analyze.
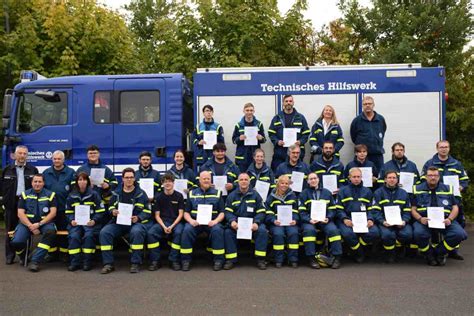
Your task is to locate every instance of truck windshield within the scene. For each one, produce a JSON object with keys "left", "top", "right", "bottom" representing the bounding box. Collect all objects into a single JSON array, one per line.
[{"left": 16, "top": 92, "right": 68, "bottom": 133}]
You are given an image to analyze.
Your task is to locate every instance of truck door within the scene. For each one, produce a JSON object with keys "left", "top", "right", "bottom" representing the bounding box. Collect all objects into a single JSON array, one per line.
[
  {"left": 11, "top": 88, "right": 72, "bottom": 172},
  {"left": 113, "top": 78, "right": 167, "bottom": 173}
]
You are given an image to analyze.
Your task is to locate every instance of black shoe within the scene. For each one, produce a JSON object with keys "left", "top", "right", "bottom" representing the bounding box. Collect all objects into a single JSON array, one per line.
[
  {"left": 6, "top": 255, "right": 15, "bottom": 265},
  {"left": 354, "top": 249, "right": 365, "bottom": 264},
  {"left": 448, "top": 251, "right": 464, "bottom": 261},
  {"left": 396, "top": 246, "right": 406, "bottom": 259},
  {"left": 182, "top": 261, "right": 191, "bottom": 272},
  {"left": 83, "top": 264, "right": 92, "bottom": 271},
  {"left": 171, "top": 262, "right": 181, "bottom": 271},
  {"left": 223, "top": 261, "right": 234, "bottom": 270},
  {"left": 275, "top": 262, "right": 283, "bottom": 268},
  {"left": 101, "top": 264, "right": 115, "bottom": 274},
  {"left": 309, "top": 258, "right": 320, "bottom": 269},
  {"left": 148, "top": 261, "right": 161, "bottom": 271},
  {"left": 426, "top": 256, "right": 437, "bottom": 266},
  {"left": 437, "top": 255, "right": 447, "bottom": 266},
  {"left": 130, "top": 264, "right": 140, "bottom": 273},
  {"left": 332, "top": 256, "right": 341, "bottom": 269},
  {"left": 68, "top": 265, "right": 81, "bottom": 272},
  {"left": 257, "top": 260, "right": 267, "bottom": 270},
  {"left": 28, "top": 262, "right": 40, "bottom": 272},
  {"left": 44, "top": 253, "right": 57, "bottom": 263},
  {"left": 290, "top": 262, "right": 298, "bottom": 268},
  {"left": 213, "top": 261, "right": 224, "bottom": 271}
]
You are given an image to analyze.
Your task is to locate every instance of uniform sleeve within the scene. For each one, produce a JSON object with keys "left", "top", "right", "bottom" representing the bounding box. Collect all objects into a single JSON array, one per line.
[
  {"left": 309, "top": 122, "right": 319, "bottom": 149},
  {"left": 49, "top": 193, "right": 58, "bottom": 208},
  {"left": 224, "top": 197, "right": 237, "bottom": 224},
  {"left": 401, "top": 194, "right": 412, "bottom": 222},
  {"left": 137, "top": 193, "right": 151, "bottom": 222},
  {"left": 154, "top": 173, "right": 162, "bottom": 195},
  {"left": 258, "top": 121, "right": 266, "bottom": 144},
  {"left": 298, "top": 115, "right": 310, "bottom": 145},
  {"left": 458, "top": 162, "right": 470, "bottom": 189},
  {"left": 291, "top": 196, "right": 300, "bottom": 223},
  {"left": 192, "top": 124, "right": 202, "bottom": 151},
  {"left": 216, "top": 192, "right": 224, "bottom": 214},
  {"left": 298, "top": 191, "right": 311, "bottom": 224},
  {"left": 92, "top": 192, "right": 105, "bottom": 223},
  {"left": 370, "top": 191, "right": 384, "bottom": 225},
  {"left": 350, "top": 118, "right": 357, "bottom": 144},
  {"left": 334, "top": 126, "right": 344, "bottom": 153},
  {"left": 217, "top": 124, "right": 225, "bottom": 143},
  {"left": 232, "top": 123, "right": 243, "bottom": 145},
  {"left": 268, "top": 116, "right": 281, "bottom": 145},
  {"left": 18, "top": 194, "right": 26, "bottom": 209},
  {"left": 335, "top": 191, "right": 349, "bottom": 222},
  {"left": 254, "top": 194, "right": 266, "bottom": 224},
  {"left": 108, "top": 193, "right": 119, "bottom": 214},
  {"left": 326, "top": 194, "right": 337, "bottom": 221},
  {"left": 65, "top": 196, "right": 74, "bottom": 223},
  {"left": 104, "top": 167, "right": 118, "bottom": 192},
  {"left": 265, "top": 196, "right": 276, "bottom": 225}
]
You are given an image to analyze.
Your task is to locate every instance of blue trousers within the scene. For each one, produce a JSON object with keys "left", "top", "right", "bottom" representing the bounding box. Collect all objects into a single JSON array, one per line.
[
  {"left": 367, "top": 153, "right": 384, "bottom": 174},
  {"left": 99, "top": 222, "right": 148, "bottom": 265},
  {"left": 180, "top": 223, "right": 225, "bottom": 263},
  {"left": 379, "top": 224, "right": 413, "bottom": 251},
  {"left": 224, "top": 224, "right": 268, "bottom": 262},
  {"left": 270, "top": 225, "right": 299, "bottom": 263},
  {"left": 337, "top": 222, "right": 380, "bottom": 251},
  {"left": 68, "top": 224, "right": 101, "bottom": 266},
  {"left": 302, "top": 222, "right": 343, "bottom": 257},
  {"left": 147, "top": 221, "right": 184, "bottom": 263},
  {"left": 11, "top": 223, "right": 56, "bottom": 263},
  {"left": 413, "top": 221, "right": 467, "bottom": 256}
]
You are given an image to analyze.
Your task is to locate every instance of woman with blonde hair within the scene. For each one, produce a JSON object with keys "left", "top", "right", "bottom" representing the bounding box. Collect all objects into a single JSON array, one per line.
[{"left": 309, "top": 105, "right": 344, "bottom": 158}]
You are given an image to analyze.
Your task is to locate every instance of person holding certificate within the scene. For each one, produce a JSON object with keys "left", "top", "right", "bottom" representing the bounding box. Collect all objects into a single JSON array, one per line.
[
  {"left": 135, "top": 151, "right": 161, "bottom": 203},
  {"left": 343, "top": 144, "right": 378, "bottom": 189},
  {"left": 168, "top": 149, "right": 197, "bottom": 196},
  {"left": 99, "top": 168, "right": 151, "bottom": 274},
  {"left": 232, "top": 102, "right": 267, "bottom": 172},
  {"left": 247, "top": 149, "right": 275, "bottom": 201},
  {"left": 191, "top": 104, "right": 225, "bottom": 169},
  {"left": 299, "top": 173, "right": 343, "bottom": 269},
  {"left": 65, "top": 172, "right": 104, "bottom": 271},
  {"left": 180, "top": 171, "right": 225, "bottom": 271},
  {"left": 309, "top": 105, "right": 344, "bottom": 161},
  {"left": 268, "top": 95, "right": 310, "bottom": 170},
  {"left": 371, "top": 171, "right": 413, "bottom": 263},
  {"left": 377, "top": 142, "right": 420, "bottom": 191},
  {"left": 146, "top": 173, "right": 185, "bottom": 271},
  {"left": 223, "top": 173, "right": 268, "bottom": 270},
  {"left": 335, "top": 168, "right": 380, "bottom": 263},
  {"left": 265, "top": 175, "right": 300, "bottom": 268},
  {"left": 274, "top": 144, "right": 310, "bottom": 196},
  {"left": 411, "top": 166, "right": 467, "bottom": 266},
  {"left": 310, "top": 141, "right": 346, "bottom": 195}
]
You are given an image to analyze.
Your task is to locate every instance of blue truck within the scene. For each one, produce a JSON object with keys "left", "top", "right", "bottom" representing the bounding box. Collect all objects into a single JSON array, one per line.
[{"left": 2, "top": 64, "right": 445, "bottom": 175}]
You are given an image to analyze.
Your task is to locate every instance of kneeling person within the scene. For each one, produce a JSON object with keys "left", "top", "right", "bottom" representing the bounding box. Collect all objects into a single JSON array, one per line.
[{"left": 147, "top": 173, "right": 185, "bottom": 271}]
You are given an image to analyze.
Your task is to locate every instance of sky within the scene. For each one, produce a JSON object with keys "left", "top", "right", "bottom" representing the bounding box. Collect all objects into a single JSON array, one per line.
[{"left": 100, "top": 0, "right": 373, "bottom": 30}]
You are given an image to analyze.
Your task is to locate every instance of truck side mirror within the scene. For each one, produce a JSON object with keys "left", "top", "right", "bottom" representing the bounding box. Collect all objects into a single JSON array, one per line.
[
  {"left": 2, "top": 89, "right": 12, "bottom": 118},
  {"left": 34, "top": 89, "right": 60, "bottom": 102}
]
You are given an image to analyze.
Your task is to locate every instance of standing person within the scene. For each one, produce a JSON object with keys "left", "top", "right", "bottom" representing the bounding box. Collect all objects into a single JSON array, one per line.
[
  {"left": 265, "top": 175, "right": 300, "bottom": 268},
  {"left": 135, "top": 151, "right": 161, "bottom": 203},
  {"left": 146, "top": 173, "right": 185, "bottom": 271},
  {"left": 99, "top": 168, "right": 151, "bottom": 274},
  {"left": 377, "top": 142, "right": 420, "bottom": 189},
  {"left": 10, "top": 174, "right": 57, "bottom": 272},
  {"left": 1, "top": 145, "right": 38, "bottom": 264},
  {"left": 268, "top": 95, "right": 310, "bottom": 170},
  {"left": 343, "top": 144, "right": 378, "bottom": 187},
  {"left": 350, "top": 96, "right": 387, "bottom": 172},
  {"left": 274, "top": 144, "right": 311, "bottom": 196},
  {"left": 65, "top": 172, "right": 104, "bottom": 271},
  {"left": 168, "top": 149, "right": 197, "bottom": 195},
  {"left": 192, "top": 105, "right": 225, "bottom": 169},
  {"left": 309, "top": 105, "right": 344, "bottom": 160},
  {"left": 232, "top": 102, "right": 266, "bottom": 172},
  {"left": 180, "top": 171, "right": 225, "bottom": 271},
  {"left": 43, "top": 150, "right": 76, "bottom": 259}
]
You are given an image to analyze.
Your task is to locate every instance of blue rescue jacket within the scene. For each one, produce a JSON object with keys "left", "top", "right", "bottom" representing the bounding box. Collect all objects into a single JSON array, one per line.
[
  {"left": 232, "top": 116, "right": 266, "bottom": 168},
  {"left": 225, "top": 188, "right": 266, "bottom": 225},
  {"left": 335, "top": 182, "right": 374, "bottom": 222},
  {"left": 371, "top": 185, "right": 411, "bottom": 225},
  {"left": 108, "top": 186, "right": 151, "bottom": 224},
  {"left": 77, "top": 161, "right": 118, "bottom": 200},
  {"left": 298, "top": 187, "right": 336, "bottom": 224},
  {"left": 309, "top": 118, "right": 344, "bottom": 155},
  {"left": 18, "top": 188, "right": 57, "bottom": 224},
  {"left": 43, "top": 165, "right": 76, "bottom": 211},
  {"left": 65, "top": 187, "right": 105, "bottom": 224},
  {"left": 135, "top": 165, "right": 161, "bottom": 199},
  {"left": 377, "top": 156, "right": 420, "bottom": 186},
  {"left": 192, "top": 119, "right": 224, "bottom": 166},
  {"left": 310, "top": 156, "right": 346, "bottom": 190},
  {"left": 265, "top": 189, "right": 299, "bottom": 225},
  {"left": 350, "top": 111, "right": 387, "bottom": 155},
  {"left": 168, "top": 164, "right": 197, "bottom": 190},
  {"left": 412, "top": 182, "right": 457, "bottom": 219},
  {"left": 421, "top": 154, "right": 469, "bottom": 197},
  {"left": 186, "top": 187, "right": 224, "bottom": 220}
]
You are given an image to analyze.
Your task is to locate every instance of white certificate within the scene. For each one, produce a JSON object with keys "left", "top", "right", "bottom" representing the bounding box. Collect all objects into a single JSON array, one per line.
[
  {"left": 174, "top": 179, "right": 188, "bottom": 199},
  {"left": 360, "top": 167, "right": 373, "bottom": 188},
  {"left": 277, "top": 205, "right": 293, "bottom": 226},
  {"left": 290, "top": 171, "right": 305, "bottom": 193},
  {"left": 75, "top": 205, "right": 90, "bottom": 226},
  {"left": 443, "top": 175, "right": 461, "bottom": 196},
  {"left": 244, "top": 126, "right": 258, "bottom": 146},
  {"left": 90, "top": 168, "right": 105, "bottom": 186},
  {"left": 213, "top": 175, "right": 228, "bottom": 196},
  {"left": 399, "top": 172, "right": 415, "bottom": 193},
  {"left": 203, "top": 130, "right": 217, "bottom": 150},
  {"left": 117, "top": 203, "right": 133, "bottom": 226},
  {"left": 384, "top": 205, "right": 403, "bottom": 226},
  {"left": 283, "top": 128, "right": 297, "bottom": 147},
  {"left": 351, "top": 212, "right": 369, "bottom": 233},
  {"left": 237, "top": 217, "right": 253, "bottom": 240},
  {"left": 322, "top": 174, "right": 338, "bottom": 193},
  {"left": 139, "top": 178, "right": 154, "bottom": 199},
  {"left": 310, "top": 200, "right": 326, "bottom": 222},
  {"left": 197, "top": 204, "right": 213, "bottom": 225},
  {"left": 427, "top": 207, "right": 445, "bottom": 229},
  {"left": 255, "top": 180, "right": 270, "bottom": 202}
]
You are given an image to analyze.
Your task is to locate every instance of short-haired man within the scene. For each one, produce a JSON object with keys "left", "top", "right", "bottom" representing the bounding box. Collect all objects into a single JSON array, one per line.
[
  {"left": 350, "top": 96, "right": 387, "bottom": 172},
  {"left": 146, "top": 173, "right": 184, "bottom": 271},
  {"left": 344, "top": 144, "right": 378, "bottom": 188},
  {"left": 135, "top": 151, "right": 161, "bottom": 203},
  {"left": 310, "top": 141, "right": 345, "bottom": 195},
  {"left": 1, "top": 145, "right": 38, "bottom": 264},
  {"left": 99, "top": 168, "right": 151, "bottom": 274},
  {"left": 274, "top": 144, "right": 310, "bottom": 196},
  {"left": 232, "top": 102, "right": 266, "bottom": 172},
  {"left": 411, "top": 166, "right": 467, "bottom": 266},
  {"left": 11, "top": 174, "right": 57, "bottom": 272},
  {"left": 223, "top": 173, "right": 268, "bottom": 270},
  {"left": 268, "top": 95, "right": 310, "bottom": 170},
  {"left": 192, "top": 105, "right": 225, "bottom": 169}
]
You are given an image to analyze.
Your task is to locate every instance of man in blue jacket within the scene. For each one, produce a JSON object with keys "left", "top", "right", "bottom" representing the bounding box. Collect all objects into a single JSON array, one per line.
[{"left": 350, "top": 96, "right": 387, "bottom": 172}]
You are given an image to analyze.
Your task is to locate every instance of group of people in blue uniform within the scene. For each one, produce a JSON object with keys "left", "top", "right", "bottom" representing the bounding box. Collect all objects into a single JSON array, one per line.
[{"left": 2, "top": 94, "right": 469, "bottom": 273}]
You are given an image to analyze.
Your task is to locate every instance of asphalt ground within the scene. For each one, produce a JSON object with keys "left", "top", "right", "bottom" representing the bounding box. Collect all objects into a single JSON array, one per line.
[{"left": 1, "top": 227, "right": 473, "bottom": 315}]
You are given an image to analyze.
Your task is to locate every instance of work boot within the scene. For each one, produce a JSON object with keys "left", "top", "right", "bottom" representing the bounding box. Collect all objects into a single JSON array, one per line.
[
  {"left": 101, "top": 264, "right": 115, "bottom": 274},
  {"left": 290, "top": 261, "right": 298, "bottom": 268},
  {"left": 182, "top": 261, "right": 191, "bottom": 272},
  {"left": 385, "top": 251, "right": 396, "bottom": 264},
  {"left": 437, "top": 254, "right": 447, "bottom": 266},
  {"left": 257, "top": 260, "right": 267, "bottom": 270},
  {"left": 223, "top": 261, "right": 234, "bottom": 270},
  {"left": 28, "top": 262, "right": 40, "bottom": 272},
  {"left": 67, "top": 265, "right": 81, "bottom": 272},
  {"left": 6, "top": 255, "right": 15, "bottom": 265},
  {"left": 275, "top": 262, "right": 283, "bottom": 268},
  {"left": 130, "top": 264, "right": 140, "bottom": 273},
  {"left": 331, "top": 256, "right": 341, "bottom": 269},
  {"left": 213, "top": 261, "right": 224, "bottom": 271},
  {"left": 171, "top": 261, "right": 181, "bottom": 271},
  {"left": 354, "top": 248, "right": 365, "bottom": 264},
  {"left": 148, "top": 261, "right": 161, "bottom": 271},
  {"left": 396, "top": 246, "right": 406, "bottom": 259},
  {"left": 448, "top": 250, "right": 464, "bottom": 261},
  {"left": 426, "top": 255, "right": 437, "bottom": 266},
  {"left": 82, "top": 264, "right": 92, "bottom": 271},
  {"left": 309, "top": 257, "right": 320, "bottom": 269}
]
